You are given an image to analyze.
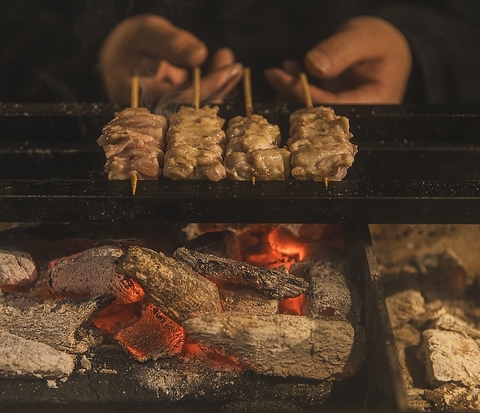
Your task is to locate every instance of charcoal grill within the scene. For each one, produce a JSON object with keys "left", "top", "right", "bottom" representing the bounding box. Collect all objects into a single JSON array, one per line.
[{"left": 1, "top": 102, "right": 479, "bottom": 412}]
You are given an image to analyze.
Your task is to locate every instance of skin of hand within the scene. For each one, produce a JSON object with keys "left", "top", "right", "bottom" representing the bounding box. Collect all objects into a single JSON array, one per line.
[
  {"left": 99, "top": 14, "right": 243, "bottom": 104},
  {"left": 264, "top": 16, "right": 412, "bottom": 104}
]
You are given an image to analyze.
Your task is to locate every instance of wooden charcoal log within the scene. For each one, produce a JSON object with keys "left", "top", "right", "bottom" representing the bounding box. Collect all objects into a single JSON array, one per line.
[
  {"left": 292, "top": 258, "right": 362, "bottom": 323},
  {"left": 0, "top": 249, "right": 38, "bottom": 289},
  {"left": 118, "top": 246, "right": 222, "bottom": 324},
  {"left": 174, "top": 247, "right": 308, "bottom": 300},
  {"left": 219, "top": 289, "right": 278, "bottom": 315},
  {"left": 183, "top": 313, "right": 366, "bottom": 381},
  {"left": 0, "top": 294, "right": 107, "bottom": 353},
  {"left": 49, "top": 246, "right": 145, "bottom": 304},
  {"left": 0, "top": 329, "right": 75, "bottom": 380}
]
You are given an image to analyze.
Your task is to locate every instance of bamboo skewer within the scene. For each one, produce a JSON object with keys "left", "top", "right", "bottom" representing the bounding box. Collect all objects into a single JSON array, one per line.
[
  {"left": 130, "top": 76, "right": 140, "bottom": 195},
  {"left": 299, "top": 73, "right": 328, "bottom": 188},
  {"left": 243, "top": 67, "right": 253, "bottom": 118},
  {"left": 193, "top": 67, "right": 201, "bottom": 110},
  {"left": 242, "top": 67, "right": 256, "bottom": 185},
  {"left": 299, "top": 73, "right": 313, "bottom": 108}
]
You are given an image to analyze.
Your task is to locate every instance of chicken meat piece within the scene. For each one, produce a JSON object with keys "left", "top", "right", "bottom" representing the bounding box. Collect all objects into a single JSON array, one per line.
[
  {"left": 287, "top": 106, "right": 357, "bottom": 181},
  {"left": 97, "top": 107, "right": 167, "bottom": 180},
  {"left": 225, "top": 114, "right": 290, "bottom": 181},
  {"left": 163, "top": 106, "right": 226, "bottom": 181}
]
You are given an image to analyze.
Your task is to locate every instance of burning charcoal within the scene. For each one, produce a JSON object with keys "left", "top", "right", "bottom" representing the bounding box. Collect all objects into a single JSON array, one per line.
[
  {"left": 219, "top": 289, "right": 278, "bottom": 315},
  {"left": 173, "top": 247, "right": 308, "bottom": 300},
  {"left": 292, "top": 257, "right": 362, "bottom": 323},
  {"left": 118, "top": 246, "right": 222, "bottom": 324},
  {"left": 114, "top": 303, "right": 184, "bottom": 362},
  {"left": 186, "top": 229, "right": 242, "bottom": 260},
  {"left": 418, "top": 329, "right": 480, "bottom": 387},
  {"left": 414, "top": 248, "right": 468, "bottom": 302},
  {"left": 183, "top": 313, "right": 366, "bottom": 381},
  {"left": 0, "top": 330, "right": 75, "bottom": 380},
  {"left": 0, "top": 249, "right": 38, "bottom": 290},
  {"left": 48, "top": 246, "right": 145, "bottom": 304},
  {"left": 0, "top": 294, "right": 107, "bottom": 353}
]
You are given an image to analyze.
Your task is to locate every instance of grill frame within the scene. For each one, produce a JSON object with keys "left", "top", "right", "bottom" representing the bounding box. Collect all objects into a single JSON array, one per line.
[{"left": 1, "top": 102, "right": 480, "bottom": 224}]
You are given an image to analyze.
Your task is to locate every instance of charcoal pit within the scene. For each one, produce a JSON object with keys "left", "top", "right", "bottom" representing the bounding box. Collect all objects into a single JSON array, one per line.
[{"left": 0, "top": 222, "right": 404, "bottom": 412}]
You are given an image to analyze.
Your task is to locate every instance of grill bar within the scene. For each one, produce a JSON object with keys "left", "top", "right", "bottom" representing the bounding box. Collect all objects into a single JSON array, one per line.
[{"left": 1, "top": 179, "right": 479, "bottom": 223}]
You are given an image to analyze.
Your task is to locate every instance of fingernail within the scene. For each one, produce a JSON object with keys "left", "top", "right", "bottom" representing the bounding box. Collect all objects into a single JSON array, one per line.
[{"left": 306, "top": 50, "right": 332, "bottom": 74}]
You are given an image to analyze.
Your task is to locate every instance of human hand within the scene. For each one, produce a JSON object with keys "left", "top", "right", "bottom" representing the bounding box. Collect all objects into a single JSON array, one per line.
[
  {"left": 99, "top": 15, "right": 243, "bottom": 105},
  {"left": 264, "top": 16, "right": 412, "bottom": 104}
]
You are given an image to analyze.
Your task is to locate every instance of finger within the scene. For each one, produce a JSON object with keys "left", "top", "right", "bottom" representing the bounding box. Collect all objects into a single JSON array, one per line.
[
  {"left": 110, "top": 15, "right": 208, "bottom": 68},
  {"left": 209, "top": 48, "right": 236, "bottom": 71},
  {"left": 264, "top": 68, "right": 305, "bottom": 103},
  {"left": 265, "top": 68, "right": 400, "bottom": 104},
  {"left": 282, "top": 60, "right": 302, "bottom": 77},
  {"left": 138, "top": 61, "right": 189, "bottom": 104},
  {"left": 304, "top": 17, "right": 398, "bottom": 79}
]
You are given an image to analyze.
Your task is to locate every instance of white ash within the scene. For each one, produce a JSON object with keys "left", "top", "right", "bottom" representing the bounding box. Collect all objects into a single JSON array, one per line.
[
  {"left": 0, "top": 329, "right": 75, "bottom": 380},
  {"left": 0, "top": 249, "right": 37, "bottom": 288},
  {"left": 0, "top": 293, "right": 105, "bottom": 353},
  {"left": 219, "top": 289, "right": 278, "bottom": 315}
]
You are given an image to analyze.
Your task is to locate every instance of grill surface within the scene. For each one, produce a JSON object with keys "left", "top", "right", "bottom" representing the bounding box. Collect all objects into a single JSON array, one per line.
[{"left": 1, "top": 102, "right": 480, "bottom": 223}]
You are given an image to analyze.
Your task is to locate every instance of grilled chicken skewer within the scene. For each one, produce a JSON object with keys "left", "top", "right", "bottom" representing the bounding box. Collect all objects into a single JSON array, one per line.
[
  {"left": 224, "top": 68, "right": 290, "bottom": 182},
  {"left": 97, "top": 76, "right": 167, "bottom": 194},
  {"left": 163, "top": 68, "right": 227, "bottom": 181},
  {"left": 287, "top": 74, "right": 357, "bottom": 184}
]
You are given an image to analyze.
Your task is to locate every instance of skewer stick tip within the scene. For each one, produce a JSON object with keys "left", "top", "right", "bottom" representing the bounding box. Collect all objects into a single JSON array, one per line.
[
  {"left": 131, "top": 76, "right": 140, "bottom": 108},
  {"left": 131, "top": 173, "right": 138, "bottom": 195},
  {"left": 193, "top": 67, "right": 201, "bottom": 110},
  {"left": 251, "top": 175, "right": 256, "bottom": 185},
  {"left": 300, "top": 73, "right": 313, "bottom": 108},
  {"left": 323, "top": 177, "right": 329, "bottom": 188}
]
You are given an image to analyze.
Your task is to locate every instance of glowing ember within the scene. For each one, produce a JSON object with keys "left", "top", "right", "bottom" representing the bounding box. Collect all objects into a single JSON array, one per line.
[
  {"left": 278, "top": 293, "right": 307, "bottom": 315},
  {"left": 268, "top": 226, "right": 309, "bottom": 262},
  {"left": 114, "top": 303, "right": 185, "bottom": 362},
  {"left": 92, "top": 300, "right": 144, "bottom": 337},
  {"left": 181, "top": 335, "right": 243, "bottom": 370},
  {"left": 239, "top": 225, "right": 309, "bottom": 270}
]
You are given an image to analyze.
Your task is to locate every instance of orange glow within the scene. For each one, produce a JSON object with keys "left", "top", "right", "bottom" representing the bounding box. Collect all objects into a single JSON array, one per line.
[
  {"left": 114, "top": 303, "right": 185, "bottom": 362},
  {"left": 92, "top": 300, "right": 144, "bottom": 337},
  {"left": 237, "top": 225, "right": 310, "bottom": 270},
  {"left": 278, "top": 294, "right": 307, "bottom": 315},
  {"left": 267, "top": 226, "right": 309, "bottom": 262},
  {"left": 181, "top": 335, "right": 243, "bottom": 370}
]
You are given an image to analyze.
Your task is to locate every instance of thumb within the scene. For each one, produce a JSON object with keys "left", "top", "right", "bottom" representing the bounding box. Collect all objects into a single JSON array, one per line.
[{"left": 304, "top": 17, "right": 384, "bottom": 78}]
